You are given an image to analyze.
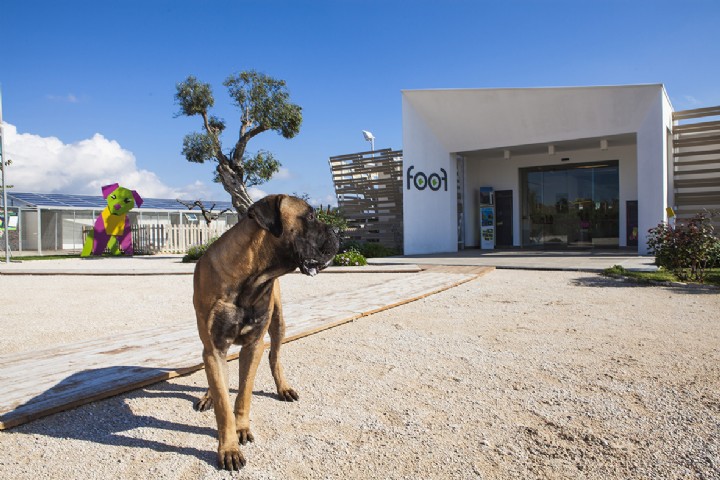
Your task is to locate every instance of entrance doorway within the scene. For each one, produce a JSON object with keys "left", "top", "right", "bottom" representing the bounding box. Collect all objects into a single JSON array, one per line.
[
  {"left": 495, "top": 190, "right": 513, "bottom": 247},
  {"left": 521, "top": 161, "right": 619, "bottom": 248}
]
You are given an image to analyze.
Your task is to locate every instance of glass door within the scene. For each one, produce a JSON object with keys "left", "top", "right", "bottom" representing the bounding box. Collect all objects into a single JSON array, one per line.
[{"left": 521, "top": 162, "right": 619, "bottom": 248}]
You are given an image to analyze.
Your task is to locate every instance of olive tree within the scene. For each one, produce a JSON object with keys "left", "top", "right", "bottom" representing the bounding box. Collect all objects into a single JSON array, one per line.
[{"left": 174, "top": 71, "right": 302, "bottom": 214}]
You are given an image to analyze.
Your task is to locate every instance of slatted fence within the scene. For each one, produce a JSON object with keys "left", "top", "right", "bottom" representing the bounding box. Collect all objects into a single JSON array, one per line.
[
  {"left": 672, "top": 106, "right": 720, "bottom": 227},
  {"left": 83, "top": 223, "right": 230, "bottom": 255},
  {"left": 329, "top": 149, "right": 404, "bottom": 251}
]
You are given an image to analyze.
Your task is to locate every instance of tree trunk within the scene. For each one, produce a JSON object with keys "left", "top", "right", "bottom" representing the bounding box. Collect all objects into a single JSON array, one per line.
[{"left": 216, "top": 162, "right": 254, "bottom": 215}]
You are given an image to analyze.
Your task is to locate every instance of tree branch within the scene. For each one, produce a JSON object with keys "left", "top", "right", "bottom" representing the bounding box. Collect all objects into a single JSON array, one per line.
[{"left": 176, "top": 199, "right": 231, "bottom": 226}]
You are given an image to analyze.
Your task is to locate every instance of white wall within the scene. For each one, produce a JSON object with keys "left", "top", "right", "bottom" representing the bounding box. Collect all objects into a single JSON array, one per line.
[
  {"left": 464, "top": 144, "right": 638, "bottom": 247},
  {"left": 402, "top": 99, "right": 458, "bottom": 254},
  {"left": 636, "top": 90, "right": 674, "bottom": 254},
  {"left": 402, "top": 85, "right": 670, "bottom": 255}
]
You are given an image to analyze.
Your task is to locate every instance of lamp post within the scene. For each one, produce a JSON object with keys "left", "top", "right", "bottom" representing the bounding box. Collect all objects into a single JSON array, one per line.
[
  {"left": 362, "top": 130, "right": 375, "bottom": 152},
  {"left": 0, "top": 86, "right": 9, "bottom": 263}
]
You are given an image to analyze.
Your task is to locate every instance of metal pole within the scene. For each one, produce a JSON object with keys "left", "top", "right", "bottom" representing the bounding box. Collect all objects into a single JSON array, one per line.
[{"left": 0, "top": 86, "right": 10, "bottom": 263}]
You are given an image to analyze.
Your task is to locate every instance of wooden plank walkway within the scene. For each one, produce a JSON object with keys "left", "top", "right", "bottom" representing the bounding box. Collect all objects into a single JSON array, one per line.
[{"left": 0, "top": 267, "right": 492, "bottom": 430}]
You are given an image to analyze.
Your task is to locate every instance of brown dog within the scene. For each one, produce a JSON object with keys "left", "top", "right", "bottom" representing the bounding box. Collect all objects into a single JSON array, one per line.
[{"left": 193, "top": 194, "right": 339, "bottom": 470}]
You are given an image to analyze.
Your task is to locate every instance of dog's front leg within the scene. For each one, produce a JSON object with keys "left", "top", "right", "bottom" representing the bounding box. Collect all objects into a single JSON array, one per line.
[
  {"left": 269, "top": 292, "right": 299, "bottom": 401},
  {"left": 234, "top": 338, "right": 266, "bottom": 445},
  {"left": 203, "top": 347, "right": 244, "bottom": 470}
]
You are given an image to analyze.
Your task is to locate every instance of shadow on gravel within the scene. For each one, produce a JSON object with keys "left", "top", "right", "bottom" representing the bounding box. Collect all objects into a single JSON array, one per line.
[
  {"left": 572, "top": 275, "right": 720, "bottom": 295},
  {"left": 7, "top": 371, "right": 218, "bottom": 466}
]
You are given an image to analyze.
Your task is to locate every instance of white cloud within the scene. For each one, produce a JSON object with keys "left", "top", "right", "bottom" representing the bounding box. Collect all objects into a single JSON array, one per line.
[
  {"left": 46, "top": 93, "right": 80, "bottom": 103},
  {"left": 307, "top": 194, "right": 337, "bottom": 208},
  {"left": 272, "top": 167, "right": 292, "bottom": 180},
  {"left": 2, "top": 122, "right": 210, "bottom": 199},
  {"left": 248, "top": 186, "right": 268, "bottom": 201}
]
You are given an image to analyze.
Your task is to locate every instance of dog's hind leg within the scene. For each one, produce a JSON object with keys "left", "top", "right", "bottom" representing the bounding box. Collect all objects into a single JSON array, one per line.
[{"left": 268, "top": 283, "right": 299, "bottom": 402}]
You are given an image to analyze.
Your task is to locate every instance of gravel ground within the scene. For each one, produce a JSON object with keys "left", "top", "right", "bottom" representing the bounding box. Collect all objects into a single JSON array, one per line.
[{"left": 0, "top": 269, "right": 719, "bottom": 479}]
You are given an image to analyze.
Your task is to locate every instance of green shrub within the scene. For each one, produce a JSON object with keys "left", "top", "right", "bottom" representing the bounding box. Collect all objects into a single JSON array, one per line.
[
  {"left": 316, "top": 205, "right": 348, "bottom": 234},
  {"left": 603, "top": 264, "right": 627, "bottom": 276},
  {"left": 647, "top": 212, "right": 719, "bottom": 283},
  {"left": 333, "top": 247, "right": 367, "bottom": 266},
  {"left": 358, "top": 242, "right": 399, "bottom": 258},
  {"left": 182, "top": 236, "right": 218, "bottom": 263}
]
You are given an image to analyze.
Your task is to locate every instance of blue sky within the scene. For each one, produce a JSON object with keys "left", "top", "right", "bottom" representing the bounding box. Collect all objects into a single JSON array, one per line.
[{"left": 2, "top": 0, "right": 719, "bottom": 206}]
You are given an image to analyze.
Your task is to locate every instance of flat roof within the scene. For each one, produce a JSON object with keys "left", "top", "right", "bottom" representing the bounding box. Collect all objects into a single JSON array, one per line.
[{"left": 6, "top": 192, "right": 234, "bottom": 212}]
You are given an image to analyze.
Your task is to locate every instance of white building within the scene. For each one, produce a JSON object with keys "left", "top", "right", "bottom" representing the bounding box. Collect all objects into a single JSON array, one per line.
[{"left": 402, "top": 84, "right": 676, "bottom": 255}]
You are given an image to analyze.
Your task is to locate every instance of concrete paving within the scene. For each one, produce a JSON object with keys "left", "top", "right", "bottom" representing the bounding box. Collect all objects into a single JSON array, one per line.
[
  {"left": 0, "top": 255, "right": 421, "bottom": 275},
  {"left": 0, "top": 249, "right": 656, "bottom": 275},
  {"left": 367, "top": 248, "right": 657, "bottom": 272}
]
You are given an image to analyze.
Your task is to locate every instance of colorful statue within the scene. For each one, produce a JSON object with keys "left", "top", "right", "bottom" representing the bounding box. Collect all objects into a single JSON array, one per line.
[{"left": 81, "top": 183, "right": 143, "bottom": 257}]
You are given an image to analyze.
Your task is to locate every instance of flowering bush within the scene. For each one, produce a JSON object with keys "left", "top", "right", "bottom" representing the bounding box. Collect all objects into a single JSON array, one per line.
[
  {"left": 333, "top": 247, "right": 367, "bottom": 266},
  {"left": 647, "top": 212, "right": 719, "bottom": 282}
]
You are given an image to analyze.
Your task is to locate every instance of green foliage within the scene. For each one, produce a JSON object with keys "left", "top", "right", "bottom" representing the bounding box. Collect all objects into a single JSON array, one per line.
[
  {"left": 243, "top": 150, "right": 280, "bottom": 187},
  {"left": 182, "top": 236, "right": 218, "bottom": 263},
  {"left": 340, "top": 240, "right": 398, "bottom": 258},
  {"left": 602, "top": 264, "right": 720, "bottom": 287},
  {"left": 182, "top": 132, "right": 217, "bottom": 164},
  {"left": 358, "top": 242, "right": 399, "bottom": 258},
  {"left": 647, "top": 212, "right": 720, "bottom": 283},
  {"left": 333, "top": 247, "right": 367, "bottom": 267},
  {"left": 223, "top": 71, "right": 302, "bottom": 139},
  {"left": 175, "top": 76, "right": 214, "bottom": 117},
  {"left": 603, "top": 264, "right": 626, "bottom": 276},
  {"left": 316, "top": 206, "right": 348, "bottom": 234},
  {"left": 602, "top": 265, "right": 678, "bottom": 284}
]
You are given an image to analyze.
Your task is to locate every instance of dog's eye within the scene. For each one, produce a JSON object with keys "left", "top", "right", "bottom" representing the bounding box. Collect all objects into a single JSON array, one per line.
[
  {"left": 124, "top": 198, "right": 131, "bottom": 203},
  {"left": 307, "top": 212, "right": 315, "bottom": 221},
  {"left": 110, "top": 195, "right": 116, "bottom": 200}
]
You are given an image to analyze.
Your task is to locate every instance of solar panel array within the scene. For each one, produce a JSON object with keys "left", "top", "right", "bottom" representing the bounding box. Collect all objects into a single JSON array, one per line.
[{"left": 7, "top": 192, "right": 234, "bottom": 212}]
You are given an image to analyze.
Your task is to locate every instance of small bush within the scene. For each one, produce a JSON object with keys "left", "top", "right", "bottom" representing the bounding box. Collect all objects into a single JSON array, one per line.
[
  {"left": 647, "top": 212, "right": 719, "bottom": 283},
  {"left": 358, "top": 242, "right": 399, "bottom": 258},
  {"left": 603, "top": 264, "right": 627, "bottom": 276},
  {"left": 338, "top": 241, "right": 399, "bottom": 258},
  {"left": 333, "top": 247, "right": 367, "bottom": 267},
  {"left": 182, "top": 236, "right": 218, "bottom": 263},
  {"left": 316, "top": 206, "right": 348, "bottom": 234}
]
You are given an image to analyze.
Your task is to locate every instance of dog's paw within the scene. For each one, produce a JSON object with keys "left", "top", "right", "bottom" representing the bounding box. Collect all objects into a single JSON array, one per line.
[
  {"left": 193, "top": 395, "right": 213, "bottom": 412},
  {"left": 277, "top": 388, "right": 299, "bottom": 402},
  {"left": 237, "top": 427, "right": 255, "bottom": 445},
  {"left": 218, "top": 445, "right": 245, "bottom": 471}
]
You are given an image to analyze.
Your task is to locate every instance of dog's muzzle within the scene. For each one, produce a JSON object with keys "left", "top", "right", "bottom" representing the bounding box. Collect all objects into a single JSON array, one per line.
[
  {"left": 299, "top": 258, "right": 332, "bottom": 277},
  {"left": 297, "top": 227, "right": 339, "bottom": 277}
]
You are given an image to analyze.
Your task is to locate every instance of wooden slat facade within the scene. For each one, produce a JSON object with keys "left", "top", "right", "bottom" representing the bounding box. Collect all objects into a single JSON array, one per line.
[
  {"left": 329, "top": 149, "right": 404, "bottom": 251},
  {"left": 672, "top": 106, "right": 720, "bottom": 227}
]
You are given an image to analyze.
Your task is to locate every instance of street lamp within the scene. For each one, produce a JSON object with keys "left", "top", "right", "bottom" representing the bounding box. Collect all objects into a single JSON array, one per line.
[
  {"left": 0, "top": 86, "right": 9, "bottom": 263},
  {"left": 362, "top": 130, "right": 375, "bottom": 152}
]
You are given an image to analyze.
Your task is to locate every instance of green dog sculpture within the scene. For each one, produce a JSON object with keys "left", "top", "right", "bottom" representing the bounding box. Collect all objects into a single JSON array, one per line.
[{"left": 81, "top": 183, "right": 143, "bottom": 257}]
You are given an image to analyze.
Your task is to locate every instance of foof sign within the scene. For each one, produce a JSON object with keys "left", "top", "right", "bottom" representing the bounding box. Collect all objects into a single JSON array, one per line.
[{"left": 406, "top": 166, "right": 447, "bottom": 191}]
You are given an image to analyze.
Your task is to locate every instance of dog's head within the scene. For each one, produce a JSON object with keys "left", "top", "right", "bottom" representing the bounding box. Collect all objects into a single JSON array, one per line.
[
  {"left": 101, "top": 183, "right": 143, "bottom": 215},
  {"left": 247, "top": 194, "right": 340, "bottom": 276}
]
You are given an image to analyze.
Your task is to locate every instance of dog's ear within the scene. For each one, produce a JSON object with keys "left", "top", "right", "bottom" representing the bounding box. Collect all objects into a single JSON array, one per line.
[
  {"left": 132, "top": 190, "right": 144, "bottom": 208},
  {"left": 101, "top": 183, "right": 119, "bottom": 199},
  {"left": 247, "top": 195, "right": 285, "bottom": 238}
]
